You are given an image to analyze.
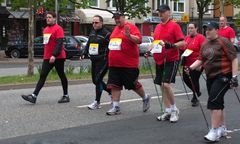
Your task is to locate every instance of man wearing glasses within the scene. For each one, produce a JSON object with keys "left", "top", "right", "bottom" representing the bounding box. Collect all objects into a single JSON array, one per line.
[
  {"left": 81, "top": 15, "right": 112, "bottom": 110},
  {"left": 21, "top": 11, "right": 69, "bottom": 104}
]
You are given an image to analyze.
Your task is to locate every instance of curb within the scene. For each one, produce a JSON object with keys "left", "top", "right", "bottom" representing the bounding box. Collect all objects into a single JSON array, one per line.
[{"left": 0, "top": 75, "right": 152, "bottom": 91}]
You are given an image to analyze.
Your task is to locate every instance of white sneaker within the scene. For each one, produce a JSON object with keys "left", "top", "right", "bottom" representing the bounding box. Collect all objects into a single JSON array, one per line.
[
  {"left": 106, "top": 106, "right": 121, "bottom": 116},
  {"left": 156, "top": 112, "right": 171, "bottom": 121},
  {"left": 170, "top": 109, "right": 179, "bottom": 123},
  {"left": 217, "top": 126, "right": 228, "bottom": 137},
  {"left": 88, "top": 101, "right": 101, "bottom": 110},
  {"left": 204, "top": 128, "right": 220, "bottom": 142}
]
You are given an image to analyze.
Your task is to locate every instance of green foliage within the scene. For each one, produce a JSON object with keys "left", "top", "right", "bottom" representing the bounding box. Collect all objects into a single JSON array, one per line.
[{"left": 106, "top": 0, "right": 151, "bottom": 19}]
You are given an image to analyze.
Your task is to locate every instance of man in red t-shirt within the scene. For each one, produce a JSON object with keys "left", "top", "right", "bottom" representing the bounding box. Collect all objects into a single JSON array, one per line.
[
  {"left": 218, "top": 16, "right": 235, "bottom": 43},
  {"left": 106, "top": 11, "right": 150, "bottom": 115},
  {"left": 21, "top": 11, "right": 69, "bottom": 104},
  {"left": 149, "top": 5, "right": 185, "bottom": 123}
]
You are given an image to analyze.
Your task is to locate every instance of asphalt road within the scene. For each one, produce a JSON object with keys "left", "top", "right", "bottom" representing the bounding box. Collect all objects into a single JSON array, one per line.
[{"left": 0, "top": 76, "right": 239, "bottom": 144}]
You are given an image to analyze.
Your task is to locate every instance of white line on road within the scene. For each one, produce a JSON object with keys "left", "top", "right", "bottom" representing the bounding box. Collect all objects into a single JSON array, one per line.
[{"left": 76, "top": 92, "right": 193, "bottom": 108}]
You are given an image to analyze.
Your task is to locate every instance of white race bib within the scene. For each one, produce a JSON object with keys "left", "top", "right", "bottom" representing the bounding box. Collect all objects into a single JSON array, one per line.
[
  {"left": 182, "top": 49, "right": 193, "bottom": 57},
  {"left": 108, "top": 38, "right": 122, "bottom": 50},
  {"left": 151, "top": 40, "right": 163, "bottom": 53},
  {"left": 89, "top": 43, "right": 99, "bottom": 55},
  {"left": 43, "top": 33, "right": 51, "bottom": 44}
]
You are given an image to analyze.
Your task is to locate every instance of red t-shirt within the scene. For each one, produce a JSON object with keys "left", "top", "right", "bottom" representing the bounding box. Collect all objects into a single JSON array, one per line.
[
  {"left": 153, "top": 20, "right": 184, "bottom": 65},
  {"left": 43, "top": 24, "right": 65, "bottom": 59},
  {"left": 108, "top": 22, "right": 142, "bottom": 68},
  {"left": 182, "top": 34, "right": 205, "bottom": 66},
  {"left": 218, "top": 26, "right": 235, "bottom": 40}
]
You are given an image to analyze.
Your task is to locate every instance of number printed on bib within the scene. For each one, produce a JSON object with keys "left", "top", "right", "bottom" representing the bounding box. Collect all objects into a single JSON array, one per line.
[
  {"left": 43, "top": 33, "right": 51, "bottom": 44},
  {"left": 108, "top": 38, "right": 122, "bottom": 50},
  {"left": 89, "top": 43, "right": 99, "bottom": 55}
]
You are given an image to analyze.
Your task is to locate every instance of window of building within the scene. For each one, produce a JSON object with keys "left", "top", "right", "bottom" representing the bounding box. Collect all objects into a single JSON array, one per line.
[
  {"left": 107, "top": 0, "right": 116, "bottom": 8},
  {"left": 173, "top": 0, "right": 184, "bottom": 13},
  {"left": 155, "top": 0, "right": 170, "bottom": 10},
  {"left": 90, "top": 0, "right": 99, "bottom": 7}
]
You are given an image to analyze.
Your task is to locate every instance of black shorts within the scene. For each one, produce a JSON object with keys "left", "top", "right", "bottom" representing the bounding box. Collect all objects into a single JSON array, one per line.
[
  {"left": 206, "top": 74, "right": 231, "bottom": 110},
  {"left": 107, "top": 67, "right": 142, "bottom": 90},
  {"left": 154, "top": 61, "right": 179, "bottom": 85}
]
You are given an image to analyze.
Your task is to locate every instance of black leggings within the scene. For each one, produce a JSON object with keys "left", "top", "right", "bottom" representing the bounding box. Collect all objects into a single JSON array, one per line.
[
  {"left": 91, "top": 59, "right": 110, "bottom": 102},
  {"left": 183, "top": 69, "right": 202, "bottom": 98},
  {"left": 33, "top": 59, "right": 68, "bottom": 96}
]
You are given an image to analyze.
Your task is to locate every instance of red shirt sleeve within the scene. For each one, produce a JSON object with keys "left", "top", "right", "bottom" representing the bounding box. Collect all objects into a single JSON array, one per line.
[
  {"left": 229, "top": 27, "right": 236, "bottom": 39},
  {"left": 174, "top": 23, "right": 184, "bottom": 42},
  {"left": 56, "top": 27, "right": 64, "bottom": 39}
]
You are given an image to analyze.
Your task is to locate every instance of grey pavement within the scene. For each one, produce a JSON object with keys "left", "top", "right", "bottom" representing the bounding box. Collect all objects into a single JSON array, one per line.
[{"left": 0, "top": 76, "right": 239, "bottom": 144}]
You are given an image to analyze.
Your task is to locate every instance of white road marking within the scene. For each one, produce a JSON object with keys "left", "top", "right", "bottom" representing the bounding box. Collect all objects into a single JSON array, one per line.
[{"left": 76, "top": 92, "right": 193, "bottom": 108}]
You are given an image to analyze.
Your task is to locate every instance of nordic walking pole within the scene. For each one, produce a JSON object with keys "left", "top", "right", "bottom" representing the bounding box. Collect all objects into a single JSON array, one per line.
[
  {"left": 145, "top": 56, "right": 163, "bottom": 114},
  {"left": 233, "top": 89, "right": 240, "bottom": 104},
  {"left": 186, "top": 68, "right": 210, "bottom": 129}
]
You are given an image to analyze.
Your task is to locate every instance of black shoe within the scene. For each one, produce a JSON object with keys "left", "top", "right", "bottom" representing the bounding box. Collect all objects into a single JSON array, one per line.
[
  {"left": 21, "top": 94, "right": 36, "bottom": 104},
  {"left": 58, "top": 96, "right": 70, "bottom": 103},
  {"left": 191, "top": 98, "right": 199, "bottom": 107}
]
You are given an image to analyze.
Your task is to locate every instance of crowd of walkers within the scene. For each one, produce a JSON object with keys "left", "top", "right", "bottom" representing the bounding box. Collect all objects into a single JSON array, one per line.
[{"left": 21, "top": 4, "right": 238, "bottom": 143}]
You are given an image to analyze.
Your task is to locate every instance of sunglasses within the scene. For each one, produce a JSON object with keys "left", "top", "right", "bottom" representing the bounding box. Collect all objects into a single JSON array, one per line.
[{"left": 92, "top": 21, "right": 100, "bottom": 24}]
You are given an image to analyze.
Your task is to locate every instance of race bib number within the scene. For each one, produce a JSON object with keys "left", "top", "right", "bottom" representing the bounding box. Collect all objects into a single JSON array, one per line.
[
  {"left": 108, "top": 38, "right": 122, "bottom": 50},
  {"left": 89, "top": 43, "right": 99, "bottom": 55},
  {"left": 151, "top": 40, "right": 163, "bottom": 53},
  {"left": 43, "top": 33, "right": 51, "bottom": 44},
  {"left": 182, "top": 49, "right": 193, "bottom": 57}
]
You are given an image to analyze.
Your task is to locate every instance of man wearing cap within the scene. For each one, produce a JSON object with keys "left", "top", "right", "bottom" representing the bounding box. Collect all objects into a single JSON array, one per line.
[
  {"left": 186, "top": 21, "right": 238, "bottom": 142},
  {"left": 149, "top": 4, "right": 185, "bottom": 123},
  {"left": 106, "top": 11, "right": 150, "bottom": 115},
  {"left": 218, "top": 16, "right": 235, "bottom": 43}
]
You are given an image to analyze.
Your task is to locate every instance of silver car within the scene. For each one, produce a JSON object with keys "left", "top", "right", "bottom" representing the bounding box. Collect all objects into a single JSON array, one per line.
[
  {"left": 74, "top": 35, "right": 88, "bottom": 52},
  {"left": 139, "top": 36, "right": 153, "bottom": 55}
]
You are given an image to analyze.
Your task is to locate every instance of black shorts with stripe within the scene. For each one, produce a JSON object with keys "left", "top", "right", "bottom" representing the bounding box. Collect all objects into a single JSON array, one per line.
[{"left": 154, "top": 61, "right": 179, "bottom": 85}]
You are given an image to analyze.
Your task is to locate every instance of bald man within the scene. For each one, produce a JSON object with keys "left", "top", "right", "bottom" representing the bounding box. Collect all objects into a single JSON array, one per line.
[{"left": 218, "top": 17, "right": 235, "bottom": 43}]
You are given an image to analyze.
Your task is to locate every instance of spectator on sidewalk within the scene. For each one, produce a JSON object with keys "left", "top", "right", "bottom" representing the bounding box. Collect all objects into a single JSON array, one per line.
[{"left": 218, "top": 16, "right": 235, "bottom": 44}]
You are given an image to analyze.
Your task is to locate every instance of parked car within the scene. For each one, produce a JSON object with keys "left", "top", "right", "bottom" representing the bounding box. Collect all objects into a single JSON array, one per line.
[
  {"left": 74, "top": 35, "right": 88, "bottom": 52},
  {"left": 4, "top": 36, "right": 82, "bottom": 59},
  {"left": 234, "top": 36, "right": 240, "bottom": 52},
  {"left": 138, "top": 36, "right": 153, "bottom": 55}
]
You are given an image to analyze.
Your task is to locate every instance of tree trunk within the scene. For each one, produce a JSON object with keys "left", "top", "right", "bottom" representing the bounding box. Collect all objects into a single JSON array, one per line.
[{"left": 27, "top": 0, "right": 34, "bottom": 76}]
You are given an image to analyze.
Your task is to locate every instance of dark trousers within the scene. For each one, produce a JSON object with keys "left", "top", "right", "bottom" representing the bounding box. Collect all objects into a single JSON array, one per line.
[
  {"left": 91, "top": 59, "right": 110, "bottom": 102},
  {"left": 33, "top": 59, "right": 68, "bottom": 96},
  {"left": 182, "top": 69, "right": 202, "bottom": 99}
]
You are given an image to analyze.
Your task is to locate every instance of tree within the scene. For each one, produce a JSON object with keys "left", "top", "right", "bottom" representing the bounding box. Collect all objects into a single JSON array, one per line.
[{"left": 105, "top": 0, "right": 151, "bottom": 19}]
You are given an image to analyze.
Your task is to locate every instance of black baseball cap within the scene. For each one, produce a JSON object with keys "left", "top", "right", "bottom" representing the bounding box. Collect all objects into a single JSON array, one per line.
[
  {"left": 205, "top": 21, "right": 219, "bottom": 29},
  {"left": 112, "top": 11, "right": 124, "bottom": 18},
  {"left": 156, "top": 4, "right": 170, "bottom": 13}
]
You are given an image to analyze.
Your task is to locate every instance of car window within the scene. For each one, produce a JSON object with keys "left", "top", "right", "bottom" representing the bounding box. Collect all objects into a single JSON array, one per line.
[{"left": 142, "top": 37, "right": 149, "bottom": 43}]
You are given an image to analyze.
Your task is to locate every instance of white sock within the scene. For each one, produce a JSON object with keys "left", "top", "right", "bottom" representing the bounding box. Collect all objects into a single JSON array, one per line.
[
  {"left": 32, "top": 94, "right": 37, "bottom": 98},
  {"left": 64, "top": 94, "right": 69, "bottom": 97},
  {"left": 171, "top": 104, "right": 177, "bottom": 111},
  {"left": 165, "top": 107, "right": 171, "bottom": 113},
  {"left": 112, "top": 101, "right": 119, "bottom": 107},
  {"left": 143, "top": 94, "right": 148, "bottom": 100}
]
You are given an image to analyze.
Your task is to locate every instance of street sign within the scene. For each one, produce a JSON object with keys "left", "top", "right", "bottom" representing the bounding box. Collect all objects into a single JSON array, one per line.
[{"left": 181, "top": 14, "right": 189, "bottom": 23}]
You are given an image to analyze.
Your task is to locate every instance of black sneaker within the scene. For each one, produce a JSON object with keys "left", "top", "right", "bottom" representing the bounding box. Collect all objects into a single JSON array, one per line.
[
  {"left": 191, "top": 97, "right": 199, "bottom": 107},
  {"left": 58, "top": 96, "right": 70, "bottom": 103},
  {"left": 21, "top": 94, "right": 37, "bottom": 104}
]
